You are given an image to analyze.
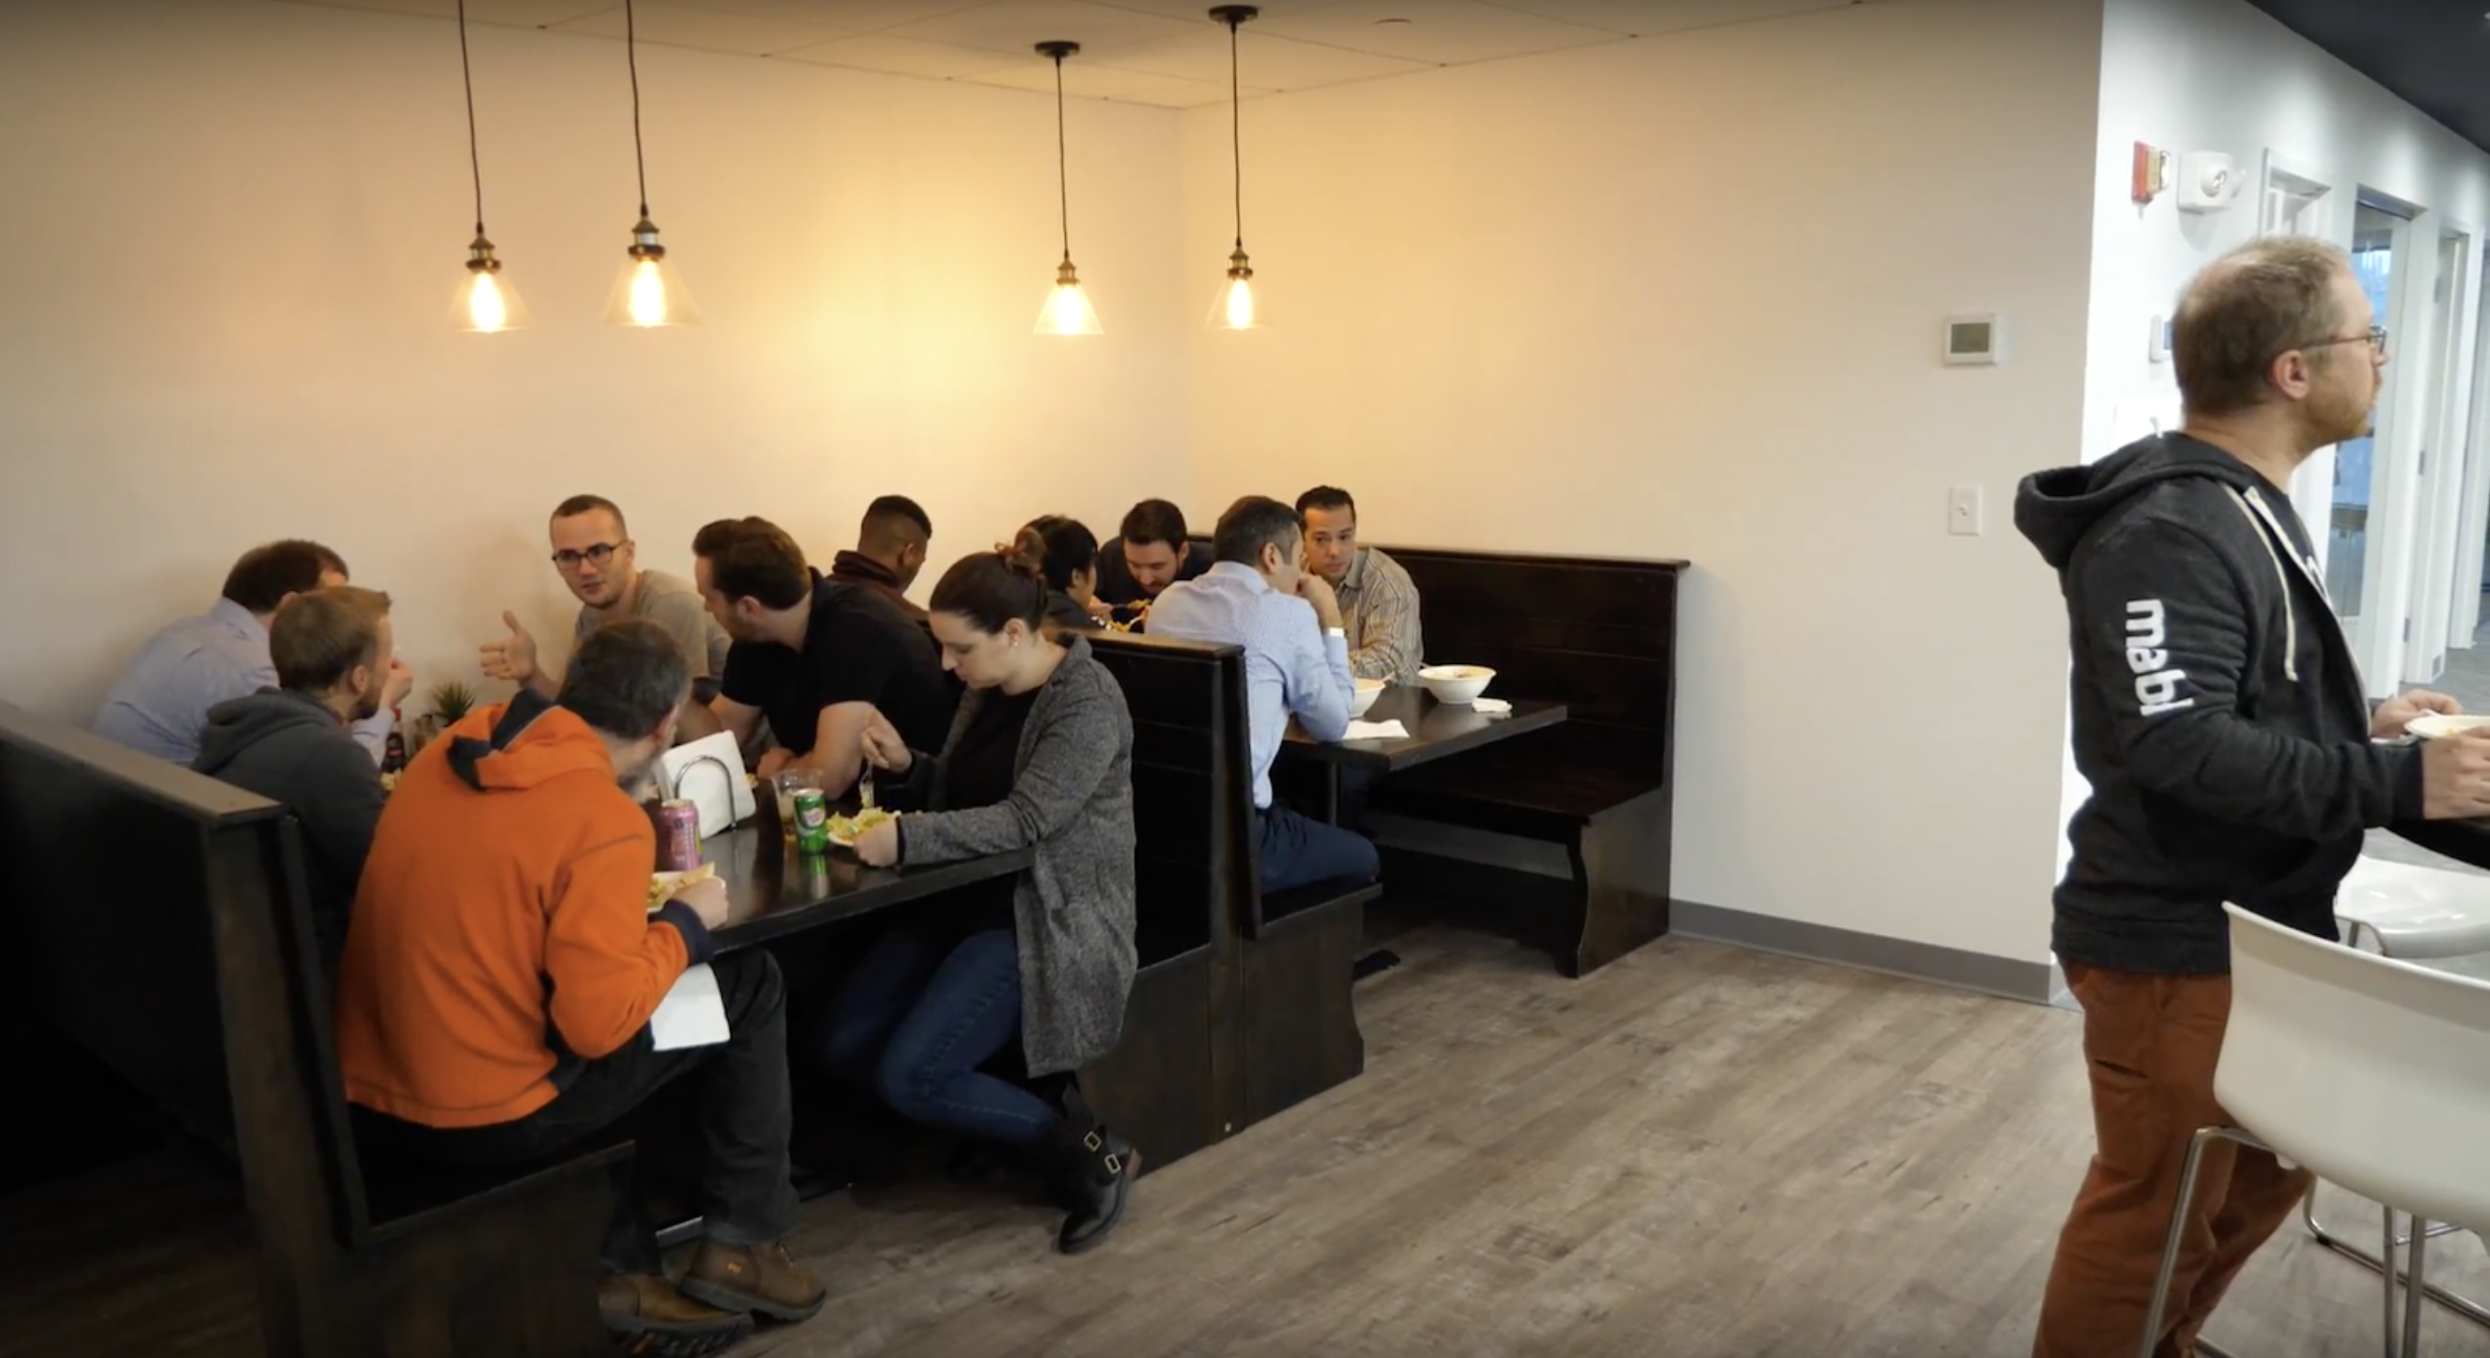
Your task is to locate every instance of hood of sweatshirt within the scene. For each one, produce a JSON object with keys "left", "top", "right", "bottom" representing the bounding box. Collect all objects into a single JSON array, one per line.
[
  {"left": 195, "top": 687, "right": 350, "bottom": 775},
  {"left": 446, "top": 690, "right": 620, "bottom": 793},
  {"left": 2014, "top": 433, "right": 2281, "bottom": 571}
]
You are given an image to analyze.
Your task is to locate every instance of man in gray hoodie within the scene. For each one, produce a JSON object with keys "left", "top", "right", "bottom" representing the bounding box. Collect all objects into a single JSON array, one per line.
[{"left": 194, "top": 586, "right": 396, "bottom": 977}]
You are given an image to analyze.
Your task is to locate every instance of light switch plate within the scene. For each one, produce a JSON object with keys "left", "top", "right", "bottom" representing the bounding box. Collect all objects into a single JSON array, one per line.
[{"left": 1949, "top": 485, "right": 1984, "bottom": 536}]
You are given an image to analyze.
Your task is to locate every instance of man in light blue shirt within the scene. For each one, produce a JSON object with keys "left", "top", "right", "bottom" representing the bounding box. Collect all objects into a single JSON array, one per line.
[
  {"left": 1147, "top": 496, "right": 1382, "bottom": 893},
  {"left": 93, "top": 540, "right": 411, "bottom": 766}
]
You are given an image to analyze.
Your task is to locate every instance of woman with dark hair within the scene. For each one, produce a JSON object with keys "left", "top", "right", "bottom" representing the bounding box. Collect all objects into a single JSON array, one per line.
[
  {"left": 1024, "top": 515, "right": 1104, "bottom": 633},
  {"left": 822, "top": 529, "right": 1140, "bottom": 1253}
]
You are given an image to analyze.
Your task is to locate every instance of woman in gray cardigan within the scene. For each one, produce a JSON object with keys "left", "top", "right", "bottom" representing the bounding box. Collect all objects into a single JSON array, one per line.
[{"left": 829, "top": 531, "right": 1140, "bottom": 1254}]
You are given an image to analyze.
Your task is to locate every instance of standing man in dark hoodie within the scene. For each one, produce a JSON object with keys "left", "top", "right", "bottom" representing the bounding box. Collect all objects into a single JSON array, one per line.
[
  {"left": 2014, "top": 236, "right": 2490, "bottom": 1357},
  {"left": 193, "top": 586, "right": 395, "bottom": 978}
]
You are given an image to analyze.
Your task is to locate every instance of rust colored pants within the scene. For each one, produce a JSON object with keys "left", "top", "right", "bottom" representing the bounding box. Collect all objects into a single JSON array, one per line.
[{"left": 2031, "top": 965, "right": 2314, "bottom": 1358}]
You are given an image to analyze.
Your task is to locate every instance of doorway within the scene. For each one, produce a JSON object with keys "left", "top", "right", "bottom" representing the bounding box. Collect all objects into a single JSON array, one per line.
[
  {"left": 2328, "top": 200, "right": 2407, "bottom": 657},
  {"left": 2407, "top": 224, "right": 2478, "bottom": 681}
]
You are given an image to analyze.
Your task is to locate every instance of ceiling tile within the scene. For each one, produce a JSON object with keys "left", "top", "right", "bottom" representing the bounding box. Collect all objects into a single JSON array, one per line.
[
  {"left": 550, "top": 1, "right": 857, "bottom": 52},
  {"left": 964, "top": 59, "right": 1239, "bottom": 106},
  {"left": 1471, "top": 0, "right": 1861, "bottom": 40},
  {"left": 1076, "top": 0, "right": 1344, "bottom": 19},
  {"left": 1091, "top": 26, "right": 1426, "bottom": 90},
  {"left": 773, "top": 32, "right": 1018, "bottom": 77},
  {"left": 1253, "top": 0, "right": 1621, "bottom": 65},
  {"left": 881, "top": 0, "right": 1202, "bottom": 57},
  {"left": 655, "top": 0, "right": 989, "bottom": 29},
  {"left": 280, "top": 0, "right": 619, "bottom": 25}
]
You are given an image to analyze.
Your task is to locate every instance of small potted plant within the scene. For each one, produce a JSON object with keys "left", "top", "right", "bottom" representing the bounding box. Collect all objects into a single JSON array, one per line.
[{"left": 411, "top": 680, "right": 480, "bottom": 757}]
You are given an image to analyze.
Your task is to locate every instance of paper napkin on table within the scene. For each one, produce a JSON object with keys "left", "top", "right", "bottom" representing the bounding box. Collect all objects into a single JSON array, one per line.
[
  {"left": 1345, "top": 720, "right": 1409, "bottom": 741},
  {"left": 651, "top": 964, "right": 730, "bottom": 1051},
  {"left": 1470, "top": 698, "right": 1513, "bottom": 716}
]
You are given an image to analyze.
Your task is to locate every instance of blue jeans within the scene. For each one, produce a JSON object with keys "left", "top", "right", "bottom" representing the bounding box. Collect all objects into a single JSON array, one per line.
[
  {"left": 816, "top": 929, "right": 1059, "bottom": 1147},
  {"left": 1256, "top": 804, "right": 1382, "bottom": 894}
]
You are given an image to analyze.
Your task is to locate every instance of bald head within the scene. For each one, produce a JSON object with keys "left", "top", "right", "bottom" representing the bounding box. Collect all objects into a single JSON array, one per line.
[{"left": 2173, "top": 236, "right": 2353, "bottom": 417}]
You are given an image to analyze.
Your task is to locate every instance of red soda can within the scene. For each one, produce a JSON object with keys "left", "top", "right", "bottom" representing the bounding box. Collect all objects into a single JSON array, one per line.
[{"left": 653, "top": 799, "right": 701, "bottom": 871}]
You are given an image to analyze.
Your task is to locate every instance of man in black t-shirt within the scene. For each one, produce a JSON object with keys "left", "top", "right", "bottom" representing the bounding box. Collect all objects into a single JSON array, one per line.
[
  {"left": 693, "top": 517, "right": 955, "bottom": 796},
  {"left": 1088, "top": 499, "right": 1213, "bottom": 629}
]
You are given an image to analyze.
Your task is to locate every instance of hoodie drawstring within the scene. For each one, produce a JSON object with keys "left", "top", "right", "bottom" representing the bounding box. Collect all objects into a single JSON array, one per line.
[{"left": 2224, "top": 487, "right": 2299, "bottom": 683}]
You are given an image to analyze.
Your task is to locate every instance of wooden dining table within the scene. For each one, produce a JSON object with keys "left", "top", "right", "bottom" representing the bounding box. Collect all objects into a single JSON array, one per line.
[
  {"left": 1284, "top": 683, "right": 1569, "bottom": 773},
  {"left": 700, "top": 820, "right": 1033, "bottom": 951}
]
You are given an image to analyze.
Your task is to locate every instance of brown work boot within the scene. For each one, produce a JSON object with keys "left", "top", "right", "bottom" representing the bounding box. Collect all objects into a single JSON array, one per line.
[
  {"left": 598, "top": 1273, "right": 752, "bottom": 1357},
  {"left": 678, "top": 1240, "right": 829, "bottom": 1323}
]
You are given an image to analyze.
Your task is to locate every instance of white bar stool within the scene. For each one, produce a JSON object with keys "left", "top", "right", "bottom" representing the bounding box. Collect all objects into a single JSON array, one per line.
[
  {"left": 2142, "top": 905, "right": 2490, "bottom": 1358},
  {"left": 2317, "top": 856, "right": 2490, "bottom": 1328}
]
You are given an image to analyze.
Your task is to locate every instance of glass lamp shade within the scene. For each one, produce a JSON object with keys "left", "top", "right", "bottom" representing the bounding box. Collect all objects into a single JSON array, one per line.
[
  {"left": 1035, "top": 259, "right": 1103, "bottom": 337},
  {"left": 604, "top": 220, "right": 702, "bottom": 328},
  {"left": 1205, "top": 249, "right": 1265, "bottom": 331},
  {"left": 449, "top": 238, "right": 530, "bottom": 333}
]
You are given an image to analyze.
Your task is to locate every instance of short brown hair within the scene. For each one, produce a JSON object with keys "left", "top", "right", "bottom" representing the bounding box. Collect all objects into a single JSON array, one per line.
[
  {"left": 551, "top": 494, "right": 627, "bottom": 534},
  {"left": 222, "top": 540, "right": 348, "bottom": 614},
  {"left": 272, "top": 586, "right": 391, "bottom": 693},
  {"left": 692, "top": 517, "right": 811, "bottom": 611},
  {"left": 2173, "top": 237, "right": 2352, "bottom": 416}
]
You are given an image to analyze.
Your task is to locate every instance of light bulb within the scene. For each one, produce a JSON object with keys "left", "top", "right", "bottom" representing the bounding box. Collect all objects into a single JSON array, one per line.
[
  {"left": 603, "top": 216, "right": 702, "bottom": 328},
  {"left": 628, "top": 259, "right": 667, "bottom": 326},
  {"left": 448, "top": 234, "right": 530, "bottom": 333},
  {"left": 1034, "top": 259, "right": 1103, "bottom": 337},
  {"left": 1205, "top": 246, "right": 1264, "bottom": 331}
]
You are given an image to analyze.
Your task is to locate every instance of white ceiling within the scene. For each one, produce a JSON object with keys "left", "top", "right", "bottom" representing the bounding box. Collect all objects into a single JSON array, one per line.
[{"left": 275, "top": 0, "right": 1866, "bottom": 107}]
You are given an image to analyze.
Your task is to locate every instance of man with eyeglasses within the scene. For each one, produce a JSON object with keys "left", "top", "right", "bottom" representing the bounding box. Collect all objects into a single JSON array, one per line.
[
  {"left": 479, "top": 495, "right": 730, "bottom": 743},
  {"left": 2013, "top": 237, "right": 2490, "bottom": 1357}
]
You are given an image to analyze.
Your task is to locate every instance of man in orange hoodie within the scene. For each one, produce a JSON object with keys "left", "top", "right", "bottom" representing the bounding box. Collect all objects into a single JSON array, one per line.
[{"left": 336, "top": 620, "right": 826, "bottom": 1355}]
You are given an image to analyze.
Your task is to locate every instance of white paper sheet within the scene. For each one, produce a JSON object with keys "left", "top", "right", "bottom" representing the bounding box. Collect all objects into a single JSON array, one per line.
[
  {"left": 1344, "top": 719, "right": 1410, "bottom": 742},
  {"left": 650, "top": 963, "right": 730, "bottom": 1051}
]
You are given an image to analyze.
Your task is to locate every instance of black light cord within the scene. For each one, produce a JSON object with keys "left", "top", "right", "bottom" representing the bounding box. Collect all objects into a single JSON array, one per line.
[
  {"left": 1055, "top": 52, "right": 1071, "bottom": 263},
  {"left": 1228, "top": 15, "right": 1243, "bottom": 249},
  {"left": 458, "top": 0, "right": 483, "bottom": 234},
  {"left": 626, "top": 0, "right": 649, "bottom": 216}
]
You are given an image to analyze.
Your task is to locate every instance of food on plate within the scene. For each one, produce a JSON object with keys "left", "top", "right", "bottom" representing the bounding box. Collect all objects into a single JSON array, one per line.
[
  {"left": 828, "top": 806, "right": 897, "bottom": 847},
  {"left": 646, "top": 860, "right": 717, "bottom": 912}
]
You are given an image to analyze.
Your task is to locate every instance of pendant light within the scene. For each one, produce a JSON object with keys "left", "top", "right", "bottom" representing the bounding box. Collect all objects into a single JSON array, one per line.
[
  {"left": 1206, "top": 5, "right": 1263, "bottom": 331},
  {"left": 1033, "top": 41, "right": 1103, "bottom": 337},
  {"left": 448, "top": 0, "right": 529, "bottom": 332},
  {"left": 603, "top": 0, "right": 700, "bottom": 327}
]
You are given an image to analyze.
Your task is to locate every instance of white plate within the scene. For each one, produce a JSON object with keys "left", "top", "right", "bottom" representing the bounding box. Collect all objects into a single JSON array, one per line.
[{"left": 2406, "top": 714, "right": 2490, "bottom": 739}]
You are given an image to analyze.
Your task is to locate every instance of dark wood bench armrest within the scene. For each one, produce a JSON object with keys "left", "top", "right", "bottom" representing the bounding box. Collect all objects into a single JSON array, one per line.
[
  {"left": 349, "top": 1114, "right": 636, "bottom": 1247},
  {"left": 1253, "top": 878, "right": 1384, "bottom": 938}
]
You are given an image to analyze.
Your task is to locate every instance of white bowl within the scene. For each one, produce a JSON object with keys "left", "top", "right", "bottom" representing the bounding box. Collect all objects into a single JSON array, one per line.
[
  {"left": 1418, "top": 664, "right": 1496, "bottom": 706},
  {"left": 1348, "top": 677, "right": 1387, "bottom": 718},
  {"left": 2407, "top": 713, "right": 2490, "bottom": 739}
]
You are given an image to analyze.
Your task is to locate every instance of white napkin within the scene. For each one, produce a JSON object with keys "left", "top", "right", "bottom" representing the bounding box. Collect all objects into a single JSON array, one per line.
[
  {"left": 1470, "top": 698, "right": 1513, "bottom": 716},
  {"left": 1345, "top": 719, "right": 1410, "bottom": 741},
  {"left": 650, "top": 963, "right": 731, "bottom": 1051}
]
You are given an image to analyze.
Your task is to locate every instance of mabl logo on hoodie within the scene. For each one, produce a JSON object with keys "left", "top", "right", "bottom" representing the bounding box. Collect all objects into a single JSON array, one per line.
[{"left": 2125, "top": 598, "right": 2193, "bottom": 717}]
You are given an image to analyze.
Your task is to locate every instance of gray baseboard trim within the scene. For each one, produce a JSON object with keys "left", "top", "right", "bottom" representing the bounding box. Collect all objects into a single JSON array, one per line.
[{"left": 1672, "top": 898, "right": 2058, "bottom": 1006}]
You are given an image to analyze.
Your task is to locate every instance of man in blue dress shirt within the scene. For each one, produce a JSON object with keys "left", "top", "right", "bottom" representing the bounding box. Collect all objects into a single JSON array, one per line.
[
  {"left": 1147, "top": 496, "right": 1382, "bottom": 893},
  {"left": 93, "top": 539, "right": 411, "bottom": 766}
]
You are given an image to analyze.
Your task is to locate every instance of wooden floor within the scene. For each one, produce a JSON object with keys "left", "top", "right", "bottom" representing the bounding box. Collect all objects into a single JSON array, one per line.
[{"left": 14, "top": 926, "right": 2490, "bottom": 1358}]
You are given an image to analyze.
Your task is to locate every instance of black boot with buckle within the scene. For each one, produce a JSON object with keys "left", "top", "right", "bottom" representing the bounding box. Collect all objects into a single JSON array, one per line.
[{"left": 1045, "top": 1117, "right": 1139, "bottom": 1254}]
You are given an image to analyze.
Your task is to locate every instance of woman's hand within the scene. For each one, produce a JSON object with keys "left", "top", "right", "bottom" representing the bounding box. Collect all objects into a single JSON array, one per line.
[
  {"left": 859, "top": 711, "right": 914, "bottom": 775},
  {"left": 856, "top": 815, "right": 902, "bottom": 867}
]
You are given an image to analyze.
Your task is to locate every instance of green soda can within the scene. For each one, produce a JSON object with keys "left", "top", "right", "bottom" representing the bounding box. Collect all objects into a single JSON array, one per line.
[{"left": 792, "top": 788, "right": 831, "bottom": 854}]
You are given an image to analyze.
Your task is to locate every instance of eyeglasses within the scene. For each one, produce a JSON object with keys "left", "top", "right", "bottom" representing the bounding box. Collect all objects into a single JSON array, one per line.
[
  {"left": 552, "top": 542, "right": 627, "bottom": 570},
  {"left": 2302, "top": 326, "right": 2389, "bottom": 357}
]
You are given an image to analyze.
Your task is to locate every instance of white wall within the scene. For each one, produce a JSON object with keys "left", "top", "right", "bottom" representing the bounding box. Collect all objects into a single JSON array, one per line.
[
  {"left": 1179, "top": 0, "right": 2104, "bottom": 965},
  {"left": 2084, "top": 0, "right": 2490, "bottom": 677},
  {"left": 0, "top": 0, "right": 1190, "bottom": 720}
]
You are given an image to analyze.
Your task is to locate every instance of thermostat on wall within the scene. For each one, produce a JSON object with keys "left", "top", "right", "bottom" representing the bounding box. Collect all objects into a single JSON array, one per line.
[
  {"left": 2149, "top": 314, "right": 2172, "bottom": 363},
  {"left": 1945, "top": 313, "right": 2004, "bottom": 366}
]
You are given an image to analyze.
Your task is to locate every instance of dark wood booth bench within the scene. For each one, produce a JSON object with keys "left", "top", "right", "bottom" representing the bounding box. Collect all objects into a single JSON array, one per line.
[
  {"left": 1082, "top": 633, "right": 1382, "bottom": 1141},
  {"left": 0, "top": 701, "right": 627, "bottom": 1358},
  {"left": 1372, "top": 547, "right": 1686, "bottom": 978}
]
